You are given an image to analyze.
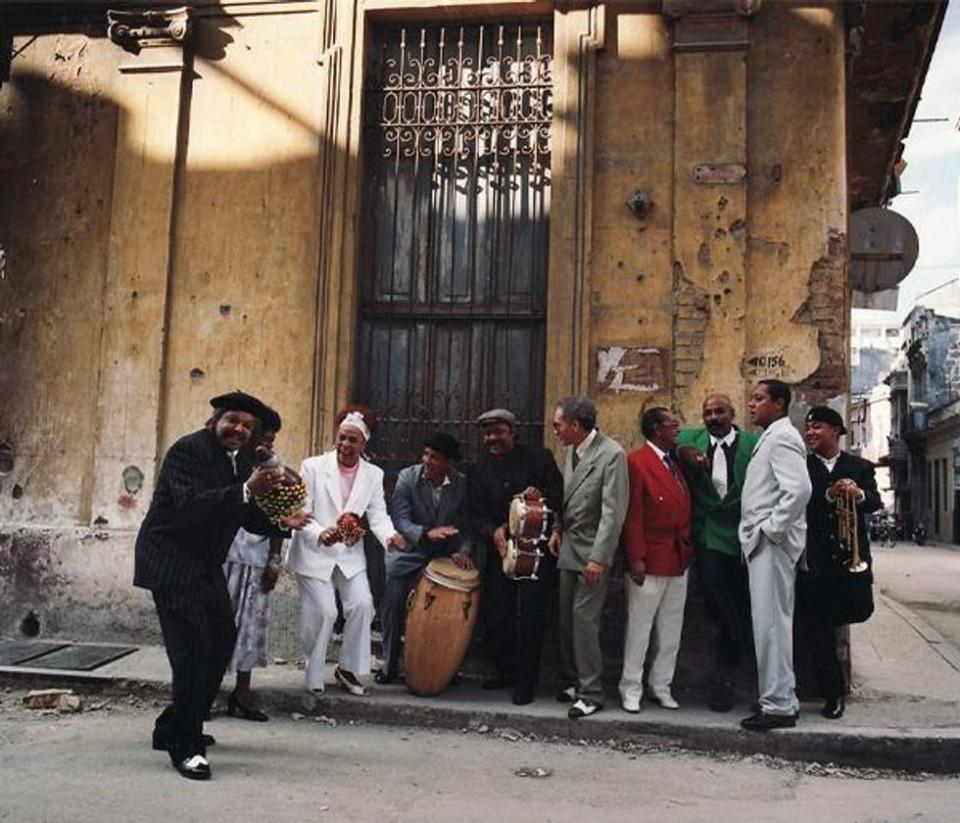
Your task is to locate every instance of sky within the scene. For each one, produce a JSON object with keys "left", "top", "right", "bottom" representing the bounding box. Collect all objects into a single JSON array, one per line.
[{"left": 857, "top": 1, "right": 960, "bottom": 320}]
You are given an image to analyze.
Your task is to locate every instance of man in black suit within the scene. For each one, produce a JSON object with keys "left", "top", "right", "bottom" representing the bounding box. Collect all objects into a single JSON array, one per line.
[
  {"left": 135, "top": 391, "right": 288, "bottom": 780},
  {"left": 470, "top": 408, "right": 563, "bottom": 706},
  {"left": 800, "top": 406, "right": 882, "bottom": 720}
]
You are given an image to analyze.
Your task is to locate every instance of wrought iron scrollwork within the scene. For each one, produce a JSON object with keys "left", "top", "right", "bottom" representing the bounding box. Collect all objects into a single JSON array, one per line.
[{"left": 370, "top": 24, "right": 552, "bottom": 164}]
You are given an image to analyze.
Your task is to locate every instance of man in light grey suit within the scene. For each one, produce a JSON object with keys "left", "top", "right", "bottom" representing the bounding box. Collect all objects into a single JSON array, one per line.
[
  {"left": 379, "top": 432, "right": 472, "bottom": 685},
  {"left": 549, "top": 396, "right": 629, "bottom": 719},
  {"left": 738, "top": 379, "right": 812, "bottom": 731}
]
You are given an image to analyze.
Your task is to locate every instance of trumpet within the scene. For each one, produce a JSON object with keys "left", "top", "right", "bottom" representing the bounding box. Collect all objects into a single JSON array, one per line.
[{"left": 836, "top": 489, "right": 869, "bottom": 573}]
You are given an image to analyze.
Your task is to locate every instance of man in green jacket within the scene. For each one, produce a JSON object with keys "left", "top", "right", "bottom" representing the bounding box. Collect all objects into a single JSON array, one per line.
[{"left": 678, "top": 394, "right": 758, "bottom": 712}]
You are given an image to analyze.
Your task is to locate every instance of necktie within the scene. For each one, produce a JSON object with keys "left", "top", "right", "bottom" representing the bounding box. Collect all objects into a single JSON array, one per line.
[
  {"left": 664, "top": 454, "right": 683, "bottom": 488},
  {"left": 572, "top": 450, "right": 580, "bottom": 470},
  {"left": 229, "top": 452, "right": 238, "bottom": 478},
  {"left": 711, "top": 440, "right": 728, "bottom": 498}
]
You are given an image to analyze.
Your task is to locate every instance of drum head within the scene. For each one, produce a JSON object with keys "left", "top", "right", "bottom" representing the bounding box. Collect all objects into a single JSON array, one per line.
[
  {"left": 508, "top": 498, "right": 524, "bottom": 538},
  {"left": 425, "top": 557, "right": 480, "bottom": 589}
]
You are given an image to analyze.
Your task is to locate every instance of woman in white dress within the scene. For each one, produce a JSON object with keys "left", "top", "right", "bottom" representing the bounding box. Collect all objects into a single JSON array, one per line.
[{"left": 287, "top": 406, "right": 404, "bottom": 696}]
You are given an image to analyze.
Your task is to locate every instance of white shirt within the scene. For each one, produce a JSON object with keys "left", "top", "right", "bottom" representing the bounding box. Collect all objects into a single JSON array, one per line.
[
  {"left": 818, "top": 450, "right": 866, "bottom": 502},
  {"left": 710, "top": 429, "right": 736, "bottom": 499},
  {"left": 647, "top": 441, "right": 682, "bottom": 486},
  {"left": 647, "top": 441, "right": 668, "bottom": 462},
  {"left": 576, "top": 429, "right": 599, "bottom": 461},
  {"left": 817, "top": 451, "right": 840, "bottom": 473}
]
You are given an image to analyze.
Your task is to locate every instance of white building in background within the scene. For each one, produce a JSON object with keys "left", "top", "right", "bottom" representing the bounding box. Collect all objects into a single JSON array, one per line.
[
  {"left": 849, "top": 383, "right": 895, "bottom": 510},
  {"left": 851, "top": 310, "right": 902, "bottom": 396}
]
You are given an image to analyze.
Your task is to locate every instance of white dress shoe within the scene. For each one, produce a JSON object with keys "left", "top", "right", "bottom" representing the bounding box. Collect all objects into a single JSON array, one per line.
[
  {"left": 568, "top": 698, "right": 601, "bottom": 719},
  {"left": 621, "top": 694, "right": 641, "bottom": 714},
  {"left": 651, "top": 691, "right": 679, "bottom": 710},
  {"left": 334, "top": 666, "right": 369, "bottom": 697}
]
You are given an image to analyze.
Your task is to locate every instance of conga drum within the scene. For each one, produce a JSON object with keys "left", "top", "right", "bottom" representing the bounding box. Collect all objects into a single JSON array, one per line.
[{"left": 403, "top": 557, "right": 480, "bottom": 697}]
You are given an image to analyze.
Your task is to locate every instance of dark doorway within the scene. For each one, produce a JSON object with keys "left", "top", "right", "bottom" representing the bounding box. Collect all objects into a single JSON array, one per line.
[{"left": 355, "top": 21, "right": 553, "bottom": 474}]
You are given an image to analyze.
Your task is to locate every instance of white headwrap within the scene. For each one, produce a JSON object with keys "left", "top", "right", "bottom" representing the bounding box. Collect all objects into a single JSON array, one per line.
[{"left": 338, "top": 411, "right": 371, "bottom": 441}]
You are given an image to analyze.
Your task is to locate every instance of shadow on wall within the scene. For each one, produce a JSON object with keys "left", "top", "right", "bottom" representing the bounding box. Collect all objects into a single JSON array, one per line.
[{"left": 0, "top": 13, "right": 334, "bottom": 642}]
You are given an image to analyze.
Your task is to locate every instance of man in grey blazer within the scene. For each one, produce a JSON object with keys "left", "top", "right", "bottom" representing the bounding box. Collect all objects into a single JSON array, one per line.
[
  {"left": 379, "top": 432, "right": 472, "bottom": 684},
  {"left": 549, "top": 396, "right": 629, "bottom": 719},
  {"left": 738, "top": 379, "right": 812, "bottom": 731}
]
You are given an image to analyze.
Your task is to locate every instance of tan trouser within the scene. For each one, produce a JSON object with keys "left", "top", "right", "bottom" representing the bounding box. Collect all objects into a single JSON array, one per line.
[{"left": 558, "top": 568, "right": 610, "bottom": 700}]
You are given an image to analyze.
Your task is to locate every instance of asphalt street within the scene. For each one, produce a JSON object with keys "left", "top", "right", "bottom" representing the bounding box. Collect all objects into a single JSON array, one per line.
[
  {"left": 1, "top": 688, "right": 958, "bottom": 823},
  {"left": 872, "top": 541, "right": 960, "bottom": 651}
]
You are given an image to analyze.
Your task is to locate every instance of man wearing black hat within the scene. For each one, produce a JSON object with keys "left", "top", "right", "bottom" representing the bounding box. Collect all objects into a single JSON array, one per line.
[
  {"left": 801, "top": 406, "right": 882, "bottom": 719},
  {"left": 135, "top": 391, "right": 289, "bottom": 780},
  {"left": 379, "top": 432, "right": 473, "bottom": 684},
  {"left": 470, "top": 408, "right": 563, "bottom": 705}
]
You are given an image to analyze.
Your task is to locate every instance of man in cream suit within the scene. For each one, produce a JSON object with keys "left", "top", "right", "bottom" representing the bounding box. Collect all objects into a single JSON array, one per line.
[
  {"left": 550, "top": 396, "right": 629, "bottom": 719},
  {"left": 287, "top": 411, "right": 404, "bottom": 697},
  {"left": 738, "top": 379, "right": 812, "bottom": 731}
]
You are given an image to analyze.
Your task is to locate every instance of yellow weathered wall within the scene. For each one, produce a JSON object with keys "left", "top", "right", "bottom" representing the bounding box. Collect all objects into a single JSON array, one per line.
[
  {"left": 0, "top": 36, "right": 119, "bottom": 525},
  {"left": 0, "top": 1, "right": 853, "bottom": 642},
  {"left": 159, "top": 12, "right": 323, "bottom": 463},
  {"left": 744, "top": 4, "right": 848, "bottom": 418},
  {"left": 589, "top": 10, "right": 675, "bottom": 451},
  {"left": 585, "top": 2, "right": 847, "bottom": 449}
]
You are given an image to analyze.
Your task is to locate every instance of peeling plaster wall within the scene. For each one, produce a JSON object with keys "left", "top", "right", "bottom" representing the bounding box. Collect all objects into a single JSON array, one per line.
[
  {"left": 586, "top": 3, "right": 849, "bottom": 443},
  {"left": 0, "top": 37, "right": 119, "bottom": 525},
  {"left": 0, "top": 15, "right": 323, "bottom": 642},
  {"left": 1, "top": 2, "right": 856, "bottom": 644},
  {"left": 589, "top": 10, "right": 674, "bottom": 451},
  {"left": 743, "top": 5, "right": 848, "bottom": 422}
]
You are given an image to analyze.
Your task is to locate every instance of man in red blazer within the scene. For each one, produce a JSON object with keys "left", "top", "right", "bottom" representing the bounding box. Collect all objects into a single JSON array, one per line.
[{"left": 619, "top": 407, "right": 693, "bottom": 713}]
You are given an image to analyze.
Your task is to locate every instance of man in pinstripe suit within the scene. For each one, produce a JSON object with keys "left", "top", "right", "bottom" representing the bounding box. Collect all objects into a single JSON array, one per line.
[{"left": 135, "top": 391, "right": 288, "bottom": 780}]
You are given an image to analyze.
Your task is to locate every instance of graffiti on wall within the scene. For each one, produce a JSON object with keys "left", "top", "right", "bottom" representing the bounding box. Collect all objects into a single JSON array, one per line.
[{"left": 597, "top": 346, "right": 671, "bottom": 394}]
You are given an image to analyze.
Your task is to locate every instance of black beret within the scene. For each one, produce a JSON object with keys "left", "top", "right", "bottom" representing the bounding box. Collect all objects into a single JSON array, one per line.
[
  {"left": 424, "top": 431, "right": 461, "bottom": 461},
  {"left": 805, "top": 406, "right": 846, "bottom": 434},
  {"left": 209, "top": 391, "right": 272, "bottom": 423},
  {"left": 262, "top": 407, "right": 282, "bottom": 433}
]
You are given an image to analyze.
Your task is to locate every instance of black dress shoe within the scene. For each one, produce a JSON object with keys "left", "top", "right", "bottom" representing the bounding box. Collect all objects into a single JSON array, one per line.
[
  {"left": 512, "top": 686, "right": 535, "bottom": 706},
  {"left": 707, "top": 682, "right": 734, "bottom": 713},
  {"left": 374, "top": 670, "right": 394, "bottom": 685},
  {"left": 740, "top": 711, "right": 797, "bottom": 732},
  {"left": 227, "top": 691, "right": 269, "bottom": 722},
  {"left": 822, "top": 696, "right": 845, "bottom": 719},
  {"left": 482, "top": 674, "right": 515, "bottom": 690},
  {"left": 555, "top": 685, "right": 578, "bottom": 704},
  {"left": 153, "top": 730, "right": 216, "bottom": 752},
  {"left": 171, "top": 752, "right": 211, "bottom": 781}
]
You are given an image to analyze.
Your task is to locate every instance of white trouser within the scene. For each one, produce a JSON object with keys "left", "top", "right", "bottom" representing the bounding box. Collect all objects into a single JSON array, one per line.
[
  {"left": 747, "top": 536, "right": 800, "bottom": 716},
  {"left": 297, "top": 568, "right": 374, "bottom": 691},
  {"left": 619, "top": 571, "right": 688, "bottom": 703}
]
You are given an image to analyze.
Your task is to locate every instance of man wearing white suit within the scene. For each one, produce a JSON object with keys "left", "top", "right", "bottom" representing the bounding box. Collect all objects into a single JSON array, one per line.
[
  {"left": 287, "top": 410, "right": 404, "bottom": 696},
  {"left": 739, "top": 379, "right": 812, "bottom": 731}
]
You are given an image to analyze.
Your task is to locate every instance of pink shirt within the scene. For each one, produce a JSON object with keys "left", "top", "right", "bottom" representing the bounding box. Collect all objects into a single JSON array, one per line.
[{"left": 338, "top": 460, "right": 360, "bottom": 508}]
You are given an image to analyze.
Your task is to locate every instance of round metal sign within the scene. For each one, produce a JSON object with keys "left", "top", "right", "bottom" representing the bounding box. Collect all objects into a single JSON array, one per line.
[{"left": 850, "top": 207, "right": 919, "bottom": 292}]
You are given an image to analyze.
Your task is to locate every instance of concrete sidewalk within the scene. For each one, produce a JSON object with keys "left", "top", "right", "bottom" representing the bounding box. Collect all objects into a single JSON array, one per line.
[{"left": 3, "top": 591, "right": 959, "bottom": 773}]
